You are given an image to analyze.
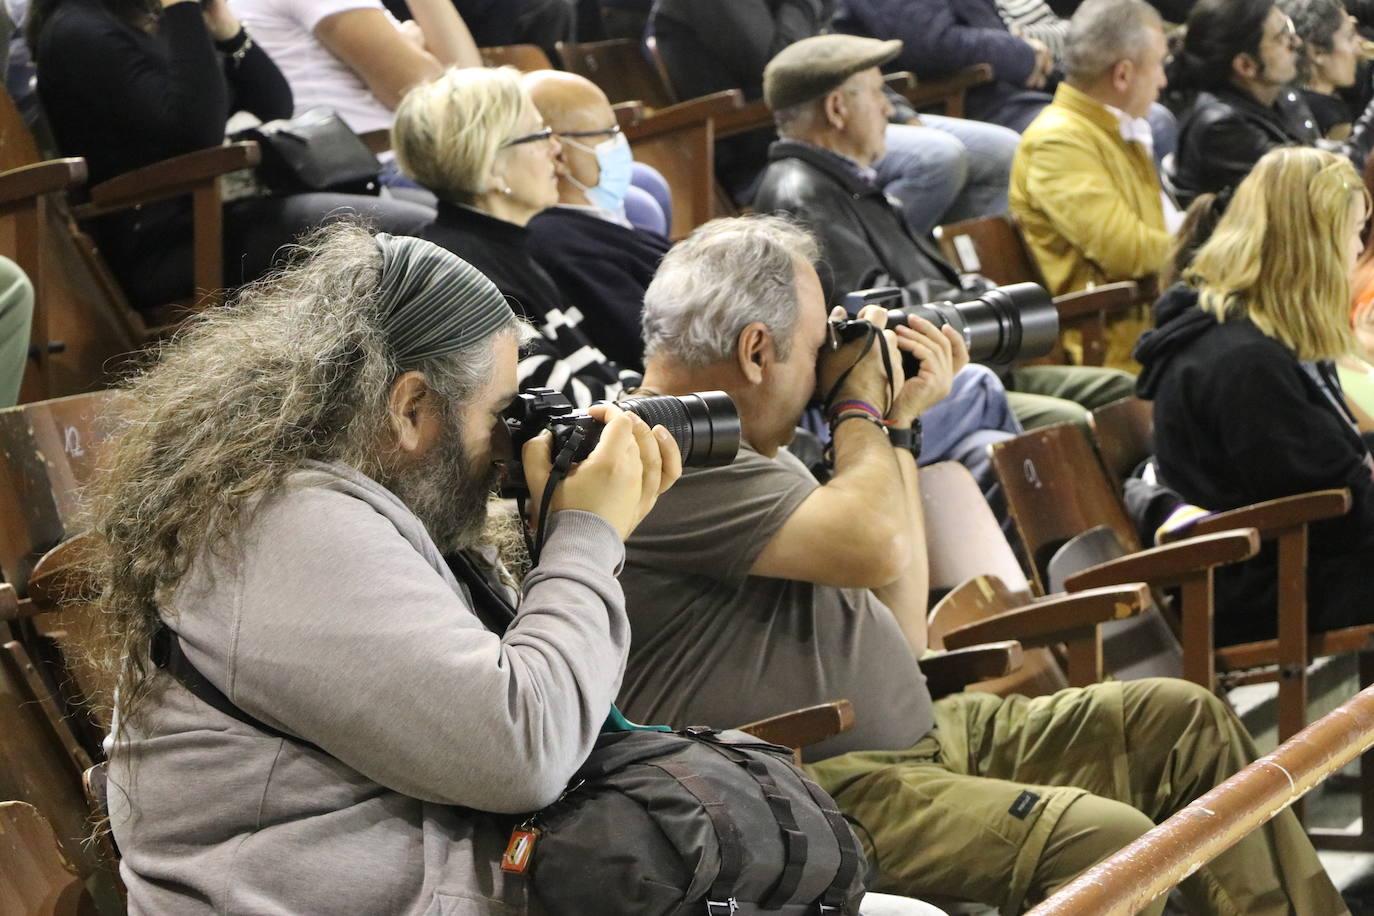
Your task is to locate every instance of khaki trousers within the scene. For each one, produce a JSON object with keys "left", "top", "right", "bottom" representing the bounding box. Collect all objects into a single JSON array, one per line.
[{"left": 807, "top": 679, "right": 1345, "bottom": 915}]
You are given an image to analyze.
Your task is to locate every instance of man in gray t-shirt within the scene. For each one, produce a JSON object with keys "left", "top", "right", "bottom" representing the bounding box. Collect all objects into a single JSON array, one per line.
[{"left": 618, "top": 214, "right": 1344, "bottom": 914}]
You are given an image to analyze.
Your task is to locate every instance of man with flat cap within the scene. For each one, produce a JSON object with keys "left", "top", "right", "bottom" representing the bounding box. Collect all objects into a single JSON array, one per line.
[
  {"left": 85, "top": 222, "right": 683, "bottom": 914},
  {"left": 755, "top": 33, "right": 1137, "bottom": 432}
]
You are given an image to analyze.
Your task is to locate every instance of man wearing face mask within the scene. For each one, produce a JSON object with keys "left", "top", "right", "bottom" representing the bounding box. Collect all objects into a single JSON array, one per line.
[{"left": 524, "top": 70, "right": 673, "bottom": 370}]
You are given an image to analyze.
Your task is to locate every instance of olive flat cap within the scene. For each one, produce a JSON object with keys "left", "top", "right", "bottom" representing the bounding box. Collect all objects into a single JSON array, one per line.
[{"left": 763, "top": 34, "right": 903, "bottom": 111}]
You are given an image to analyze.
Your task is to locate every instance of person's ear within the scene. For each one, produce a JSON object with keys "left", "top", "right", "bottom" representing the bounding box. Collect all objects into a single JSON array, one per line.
[
  {"left": 823, "top": 89, "right": 847, "bottom": 131},
  {"left": 388, "top": 371, "right": 442, "bottom": 456},
  {"left": 1112, "top": 58, "right": 1134, "bottom": 94},
  {"left": 1233, "top": 51, "right": 1260, "bottom": 81},
  {"left": 736, "top": 321, "right": 774, "bottom": 385}
]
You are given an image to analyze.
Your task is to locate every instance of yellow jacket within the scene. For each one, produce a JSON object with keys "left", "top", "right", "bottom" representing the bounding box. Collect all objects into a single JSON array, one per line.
[{"left": 1010, "top": 83, "right": 1171, "bottom": 296}]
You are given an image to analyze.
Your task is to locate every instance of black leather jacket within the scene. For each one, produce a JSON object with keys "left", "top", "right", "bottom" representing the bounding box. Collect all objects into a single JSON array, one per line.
[
  {"left": 752, "top": 140, "right": 968, "bottom": 307},
  {"left": 1172, "top": 85, "right": 1374, "bottom": 206}
]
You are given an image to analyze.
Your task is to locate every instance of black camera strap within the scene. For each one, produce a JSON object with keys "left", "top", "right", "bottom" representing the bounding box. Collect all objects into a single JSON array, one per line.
[
  {"left": 822, "top": 321, "right": 897, "bottom": 417},
  {"left": 519, "top": 424, "right": 590, "bottom": 568}
]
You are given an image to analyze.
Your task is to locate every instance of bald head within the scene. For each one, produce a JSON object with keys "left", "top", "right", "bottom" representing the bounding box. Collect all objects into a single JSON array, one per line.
[{"left": 523, "top": 70, "right": 620, "bottom": 205}]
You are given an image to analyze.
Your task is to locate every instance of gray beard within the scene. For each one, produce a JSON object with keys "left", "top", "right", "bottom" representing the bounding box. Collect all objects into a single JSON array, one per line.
[{"left": 387, "top": 421, "right": 498, "bottom": 555}]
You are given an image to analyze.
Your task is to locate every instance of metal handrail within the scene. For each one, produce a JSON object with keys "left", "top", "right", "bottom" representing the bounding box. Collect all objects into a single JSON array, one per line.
[{"left": 1029, "top": 683, "right": 1374, "bottom": 915}]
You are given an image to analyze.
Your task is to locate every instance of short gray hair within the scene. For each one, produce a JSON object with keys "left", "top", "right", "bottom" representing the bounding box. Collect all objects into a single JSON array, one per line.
[
  {"left": 1063, "top": 0, "right": 1165, "bottom": 85},
  {"left": 642, "top": 216, "right": 820, "bottom": 368}
]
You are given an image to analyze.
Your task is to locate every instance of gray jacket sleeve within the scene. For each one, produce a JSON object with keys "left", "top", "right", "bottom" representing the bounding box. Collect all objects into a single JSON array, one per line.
[{"left": 187, "top": 490, "right": 629, "bottom": 813}]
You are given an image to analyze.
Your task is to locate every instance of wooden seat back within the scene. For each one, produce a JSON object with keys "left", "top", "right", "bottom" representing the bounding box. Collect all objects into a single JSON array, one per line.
[
  {"left": 989, "top": 423, "right": 1139, "bottom": 594},
  {"left": 0, "top": 801, "right": 97, "bottom": 916},
  {"left": 624, "top": 92, "right": 741, "bottom": 239},
  {"left": 1088, "top": 396, "right": 1154, "bottom": 490},
  {"left": 556, "top": 38, "right": 676, "bottom": 110},
  {"left": 919, "top": 460, "right": 1028, "bottom": 596},
  {"left": 935, "top": 213, "right": 1047, "bottom": 288},
  {"left": 0, "top": 391, "right": 119, "bottom": 593},
  {"left": 478, "top": 44, "right": 555, "bottom": 71}
]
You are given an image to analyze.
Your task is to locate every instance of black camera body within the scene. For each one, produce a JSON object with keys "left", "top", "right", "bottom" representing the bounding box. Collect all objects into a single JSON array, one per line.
[
  {"left": 502, "top": 388, "right": 741, "bottom": 496},
  {"left": 832, "top": 282, "right": 1059, "bottom": 372}
]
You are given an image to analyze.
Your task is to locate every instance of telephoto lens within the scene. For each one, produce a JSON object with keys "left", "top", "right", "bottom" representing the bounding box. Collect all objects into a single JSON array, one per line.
[
  {"left": 841, "top": 282, "right": 1059, "bottom": 369},
  {"left": 502, "top": 389, "right": 741, "bottom": 497}
]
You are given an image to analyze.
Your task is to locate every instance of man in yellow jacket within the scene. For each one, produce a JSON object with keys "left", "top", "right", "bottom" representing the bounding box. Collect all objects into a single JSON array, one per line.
[{"left": 1011, "top": 0, "right": 1179, "bottom": 367}]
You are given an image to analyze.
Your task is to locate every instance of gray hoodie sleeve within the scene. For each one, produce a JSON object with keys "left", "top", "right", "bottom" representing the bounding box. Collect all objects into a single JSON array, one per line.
[{"left": 179, "top": 486, "right": 628, "bottom": 813}]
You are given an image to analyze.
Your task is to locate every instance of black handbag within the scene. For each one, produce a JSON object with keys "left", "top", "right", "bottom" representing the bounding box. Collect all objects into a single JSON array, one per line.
[{"left": 233, "top": 107, "right": 381, "bottom": 196}]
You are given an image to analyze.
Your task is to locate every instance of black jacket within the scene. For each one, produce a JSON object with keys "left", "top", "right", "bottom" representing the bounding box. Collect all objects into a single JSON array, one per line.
[
  {"left": 752, "top": 140, "right": 965, "bottom": 308},
  {"left": 419, "top": 203, "right": 632, "bottom": 407},
  {"left": 1172, "top": 86, "right": 1374, "bottom": 206},
  {"left": 526, "top": 207, "right": 670, "bottom": 371},
  {"left": 1134, "top": 284, "right": 1374, "bottom": 643}
]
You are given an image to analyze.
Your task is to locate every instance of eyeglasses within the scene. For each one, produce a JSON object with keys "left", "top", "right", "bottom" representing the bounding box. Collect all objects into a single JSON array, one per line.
[
  {"left": 555, "top": 125, "right": 622, "bottom": 140},
  {"left": 500, "top": 126, "right": 555, "bottom": 148}
]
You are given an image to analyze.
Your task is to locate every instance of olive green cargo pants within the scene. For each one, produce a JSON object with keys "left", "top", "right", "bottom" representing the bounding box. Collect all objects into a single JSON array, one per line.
[{"left": 807, "top": 679, "right": 1346, "bottom": 915}]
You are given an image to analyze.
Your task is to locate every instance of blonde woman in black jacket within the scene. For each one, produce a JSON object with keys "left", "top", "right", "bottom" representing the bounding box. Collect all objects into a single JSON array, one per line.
[{"left": 1135, "top": 146, "right": 1374, "bottom": 644}]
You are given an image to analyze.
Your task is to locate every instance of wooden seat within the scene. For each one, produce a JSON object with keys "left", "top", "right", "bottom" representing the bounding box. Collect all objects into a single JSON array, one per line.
[
  {"left": 1, "top": 84, "right": 259, "bottom": 371},
  {"left": 478, "top": 44, "right": 554, "bottom": 71},
  {"left": 935, "top": 214, "right": 1147, "bottom": 367},
  {"left": 1086, "top": 395, "right": 1154, "bottom": 490},
  {"left": 555, "top": 38, "right": 676, "bottom": 110},
  {"left": 623, "top": 91, "right": 743, "bottom": 239},
  {"left": 0, "top": 629, "right": 121, "bottom": 913},
  {"left": 0, "top": 801, "right": 99, "bottom": 916}
]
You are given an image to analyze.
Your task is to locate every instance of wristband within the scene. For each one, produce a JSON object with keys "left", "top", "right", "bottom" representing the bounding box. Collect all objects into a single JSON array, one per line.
[
  {"left": 827, "top": 399, "right": 882, "bottom": 423},
  {"left": 887, "top": 419, "right": 922, "bottom": 458},
  {"left": 216, "top": 27, "right": 254, "bottom": 62},
  {"left": 830, "top": 412, "right": 887, "bottom": 436}
]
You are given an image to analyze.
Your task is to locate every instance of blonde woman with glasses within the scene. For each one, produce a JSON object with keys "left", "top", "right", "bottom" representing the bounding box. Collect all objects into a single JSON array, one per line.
[
  {"left": 393, "top": 66, "right": 636, "bottom": 407},
  {"left": 1136, "top": 146, "right": 1374, "bottom": 646}
]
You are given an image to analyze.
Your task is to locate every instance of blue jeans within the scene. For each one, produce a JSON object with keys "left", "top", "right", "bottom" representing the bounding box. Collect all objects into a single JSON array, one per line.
[{"left": 874, "top": 117, "right": 1019, "bottom": 236}]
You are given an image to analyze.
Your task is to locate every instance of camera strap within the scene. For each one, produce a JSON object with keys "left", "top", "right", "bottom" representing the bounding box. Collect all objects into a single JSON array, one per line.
[
  {"left": 523, "top": 424, "right": 590, "bottom": 567},
  {"left": 821, "top": 322, "right": 897, "bottom": 417}
]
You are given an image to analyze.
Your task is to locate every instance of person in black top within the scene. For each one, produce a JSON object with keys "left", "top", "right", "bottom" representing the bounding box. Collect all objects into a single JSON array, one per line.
[
  {"left": 523, "top": 70, "right": 670, "bottom": 371},
  {"left": 392, "top": 65, "right": 636, "bottom": 407},
  {"left": 1283, "top": 0, "right": 1366, "bottom": 137},
  {"left": 30, "top": 0, "right": 433, "bottom": 310},
  {"left": 1135, "top": 146, "right": 1374, "bottom": 645},
  {"left": 1167, "top": 0, "right": 1374, "bottom": 205}
]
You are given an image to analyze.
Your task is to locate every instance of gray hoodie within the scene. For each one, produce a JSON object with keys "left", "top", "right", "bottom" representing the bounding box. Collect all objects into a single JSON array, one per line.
[{"left": 107, "top": 461, "right": 628, "bottom": 914}]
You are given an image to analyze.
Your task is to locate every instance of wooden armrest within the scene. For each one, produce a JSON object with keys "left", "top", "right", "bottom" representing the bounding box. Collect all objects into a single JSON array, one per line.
[
  {"left": 899, "top": 64, "right": 994, "bottom": 110},
  {"left": 27, "top": 532, "right": 100, "bottom": 611},
  {"left": 1159, "top": 490, "right": 1351, "bottom": 543},
  {"left": 358, "top": 128, "right": 392, "bottom": 156},
  {"left": 713, "top": 99, "right": 774, "bottom": 140},
  {"left": 921, "top": 641, "right": 1023, "bottom": 697},
  {"left": 0, "top": 583, "right": 20, "bottom": 621},
  {"left": 613, "top": 100, "right": 645, "bottom": 129},
  {"left": 942, "top": 583, "right": 1150, "bottom": 650},
  {"left": 884, "top": 71, "right": 918, "bottom": 94},
  {"left": 76, "top": 142, "right": 260, "bottom": 216},
  {"left": 735, "top": 699, "right": 855, "bottom": 750},
  {"left": 1064, "top": 529, "right": 1260, "bottom": 592},
  {"left": 1053, "top": 282, "right": 1141, "bottom": 321},
  {"left": 1217, "top": 622, "right": 1374, "bottom": 671},
  {"left": 624, "top": 90, "right": 743, "bottom": 139},
  {"left": 0, "top": 158, "right": 87, "bottom": 209}
]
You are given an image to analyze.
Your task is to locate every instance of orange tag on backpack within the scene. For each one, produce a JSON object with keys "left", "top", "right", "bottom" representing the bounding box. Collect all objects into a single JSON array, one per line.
[{"left": 501, "top": 828, "right": 539, "bottom": 874}]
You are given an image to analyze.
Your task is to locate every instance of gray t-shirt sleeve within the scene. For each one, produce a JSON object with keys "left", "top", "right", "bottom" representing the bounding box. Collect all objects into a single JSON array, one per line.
[{"left": 628, "top": 446, "right": 819, "bottom": 584}]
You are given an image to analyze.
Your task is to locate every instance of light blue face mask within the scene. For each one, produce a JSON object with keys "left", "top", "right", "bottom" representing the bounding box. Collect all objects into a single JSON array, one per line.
[{"left": 563, "top": 131, "right": 634, "bottom": 213}]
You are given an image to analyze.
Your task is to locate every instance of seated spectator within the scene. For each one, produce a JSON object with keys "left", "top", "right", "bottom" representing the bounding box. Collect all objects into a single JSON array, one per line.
[
  {"left": 754, "top": 35, "right": 1136, "bottom": 427},
  {"left": 617, "top": 214, "right": 1344, "bottom": 914},
  {"left": 1013, "top": 0, "right": 1177, "bottom": 298},
  {"left": 652, "top": 0, "right": 1020, "bottom": 235},
  {"left": 227, "top": 0, "right": 480, "bottom": 184},
  {"left": 84, "top": 221, "right": 681, "bottom": 913},
  {"left": 1136, "top": 146, "right": 1374, "bottom": 645},
  {"left": 0, "top": 256, "right": 33, "bottom": 407},
  {"left": 30, "top": 0, "right": 433, "bottom": 310},
  {"left": 997, "top": 0, "right": 1072, "bottom": 62},
  {"left": 392, "top": 65, "right": 637, "bottom": 405},
  {"left": 836, "top": 0, "right": 1058, "bottom": 132},
  {"left": 522, "top": 70, "right": 671, "bottom": 370},
  {"left": 1169, "top": 0, "right": 1374, "bottom": 205},
  {"left": 1283, "top": 0, "right": 1366, "bottom": 137}
]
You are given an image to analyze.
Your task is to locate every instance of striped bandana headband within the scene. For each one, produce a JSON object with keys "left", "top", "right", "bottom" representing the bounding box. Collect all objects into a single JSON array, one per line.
[{"left": 374, "top": 233, "right": 515, "bottom": 369}]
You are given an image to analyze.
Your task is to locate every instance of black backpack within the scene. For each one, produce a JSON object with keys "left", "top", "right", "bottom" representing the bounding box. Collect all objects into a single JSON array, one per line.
[{"left": 518, "top": 724, "right": 866, "bottom": 915}]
